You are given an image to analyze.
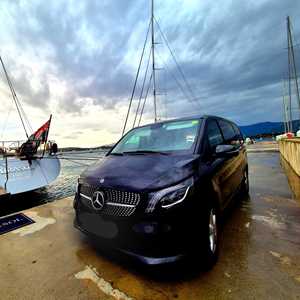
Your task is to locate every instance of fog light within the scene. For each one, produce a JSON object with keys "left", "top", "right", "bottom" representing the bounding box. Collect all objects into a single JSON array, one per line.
[
  {"left": 133, "top": 222, "right": 172, "bottom": 234},
  {"left": 133, "top": 222, "right": 158, "bottom": 234}
]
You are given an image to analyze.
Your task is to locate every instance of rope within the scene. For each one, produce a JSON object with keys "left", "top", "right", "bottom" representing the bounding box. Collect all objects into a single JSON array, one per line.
[
  {"left": 154, "top": 18, "right": 201, "bottom": 109},
  {"left": 0, "top": 56, "right": 32, "bottom": 138},
  {"left": 133, "top": 47, "right": 152, "bottom": 128},
  {"left": 138, "top": 73, "right": 153, "bottom": 126},
  {"left": 156, "top": 51, "right": 198, "bottom": 111},
  {"left": 121, "top": 20, "right": 151, "bottom": 137},
  {"left": 42, "top": 156, "right": 94, "bottom": 167}
]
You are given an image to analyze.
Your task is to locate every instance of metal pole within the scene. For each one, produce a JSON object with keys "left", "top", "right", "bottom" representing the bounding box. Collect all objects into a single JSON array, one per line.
[
  {"left": 283, "top": 79, "right": 289, "bottom": 132},
  {"left": 287, "top": 17, "right": 293, "bottom": 132},
  {"left": 287, "top": 16, "right": 300, "bottom": 123},
  {"left": 42, "top": 114, "right": 52, "bottom": 157},
  {"left": 282, "top": 82, "right": 287, "bottom": 133},
  {"left": 151, "top": 0, "right": 157, "bottom": 122}
]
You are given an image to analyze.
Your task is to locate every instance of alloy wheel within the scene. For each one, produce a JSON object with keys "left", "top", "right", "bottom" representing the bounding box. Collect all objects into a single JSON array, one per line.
[{"left": 209, "top": 208, "right": 217, "bottom": 253}]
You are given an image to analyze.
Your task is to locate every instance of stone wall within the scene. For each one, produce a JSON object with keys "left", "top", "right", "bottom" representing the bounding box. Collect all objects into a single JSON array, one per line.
[{"left": 279, "top": 138, "right": 300, "bottom": 177}]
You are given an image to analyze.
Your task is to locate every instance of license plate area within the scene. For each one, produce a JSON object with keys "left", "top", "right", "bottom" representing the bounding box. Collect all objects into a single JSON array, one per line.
[{"left": 78, "top": 212, "right": 118, "bottom": 239}]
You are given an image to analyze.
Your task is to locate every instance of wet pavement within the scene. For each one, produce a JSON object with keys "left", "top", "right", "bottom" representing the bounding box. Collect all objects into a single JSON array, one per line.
[{"left": 1, "top": 152, "right": 300, "bottom": 299}]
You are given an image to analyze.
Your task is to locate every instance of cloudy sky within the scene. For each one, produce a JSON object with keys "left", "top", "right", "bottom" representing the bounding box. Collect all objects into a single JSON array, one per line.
[{"left": 0, "top": 0, "right": 299, "bottom": 147}]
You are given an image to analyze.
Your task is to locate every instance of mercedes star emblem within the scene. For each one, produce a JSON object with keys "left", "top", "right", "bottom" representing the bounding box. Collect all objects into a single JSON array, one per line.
[
  {"left": 91, "top": 191, "right": 105, "bottom": 211},
  {"left": 99, "top": 178, "right": 105, "bottom": 184}
]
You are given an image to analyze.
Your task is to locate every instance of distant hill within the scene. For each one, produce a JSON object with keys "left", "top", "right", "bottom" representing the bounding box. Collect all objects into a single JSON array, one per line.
[
  {"left": 59, "top": 144, "right": 114, "bottom": 152},
  {"left": 240, "top": 120, "right": 300, "bottom": 137}
]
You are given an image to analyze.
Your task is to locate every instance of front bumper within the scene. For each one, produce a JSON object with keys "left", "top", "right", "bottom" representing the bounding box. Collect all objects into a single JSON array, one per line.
[
  {"left": 73, "top": 191, "right": 194, "bottom": 264},
  {"left": 74, "top": 217, "right": 185, "bottom": 265}
]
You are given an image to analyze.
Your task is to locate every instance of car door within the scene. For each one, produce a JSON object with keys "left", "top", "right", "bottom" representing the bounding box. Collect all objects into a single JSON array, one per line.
[
  {"left": 204, "top": 119, "right": 231, "bottom": 210},
  {"left": 217, "top": 119, "right": 245, "bottom": 201}
]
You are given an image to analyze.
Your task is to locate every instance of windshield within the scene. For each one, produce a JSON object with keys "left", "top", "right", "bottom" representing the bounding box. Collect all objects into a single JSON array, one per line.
[{"left": 111, "top": 119, "right": 202, "bottom": 154}]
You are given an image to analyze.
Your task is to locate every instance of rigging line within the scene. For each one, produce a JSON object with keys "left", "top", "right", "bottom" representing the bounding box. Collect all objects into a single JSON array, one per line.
[
  {"left": 0, "top": 105, "right": 13, "bottom": 140},
  {"left": 290, "top": 21, "right": 300, "bottom": 51},
  {"left": 0, "top": 56, "right": 29, "bottom": 138},
  {"left": 156, "top": 51, "right": 198, "bottom": 110},
  {"left": 138, "top": 73, "right": 153, "bottom": 126},
  {"left": 43, "top": 156, "right": 93, "bottom": 166},
  {"left": 56, "top": 156, "right": 101, "bottom": 161},
  {"left": 151, "top": 0, "right": 157, "bottom": 123},
  {"left": 57, "top": 157, "right": 91, "bottom": 166},
  {"left": 154, "top": 17, "right": 200, "bottom": 108},
  {"left": 133, "top": 46, "right": 152, "bottom": 128},
  {"left": 282, "top": 79, "right": 288, "bottom": 133},
  {"left": 0, "top": 59, "right": 32, "bottom": 132},
  {"left": 15, "top": 97, "right": 33, "bottom": 133},
  {"left": 121, "top": 20, "right": 151, "bottom": 137},
  {"left": 288, "top": 20, "right": 300, "bottom": 115},
  {"left": 7, "top": 77, "right": 33, "bottom": 133}
]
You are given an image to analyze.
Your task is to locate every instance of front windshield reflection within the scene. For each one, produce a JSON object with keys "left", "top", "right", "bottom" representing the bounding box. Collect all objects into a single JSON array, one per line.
[{"left": 112, "top": 119, "right": 202, "bottom": 154}]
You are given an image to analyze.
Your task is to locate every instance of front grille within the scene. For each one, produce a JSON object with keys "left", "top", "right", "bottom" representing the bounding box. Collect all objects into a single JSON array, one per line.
[{"left": 79, "top": 183, "right": 141, "bottom": 217}]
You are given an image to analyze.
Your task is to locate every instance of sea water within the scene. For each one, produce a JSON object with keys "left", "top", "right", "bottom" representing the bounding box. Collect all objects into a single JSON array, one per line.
[{"left": 0, "top": 150, "right": 107, "bottom": 217}]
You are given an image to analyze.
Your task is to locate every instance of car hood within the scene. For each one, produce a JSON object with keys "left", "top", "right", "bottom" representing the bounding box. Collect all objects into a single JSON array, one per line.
[{"left": 80, "top": 153, "right": 200, "bottom": 192}]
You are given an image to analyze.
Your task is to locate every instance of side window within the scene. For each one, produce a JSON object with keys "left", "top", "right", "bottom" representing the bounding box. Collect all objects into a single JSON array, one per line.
[
  {"left": 232, "top": 123, "right": 243, "bottom": 140},
  {"left": 206, "top": 120, "right": 224, "bottom": 150},
  {"left": 218, "top": 120, "right": 235, "bottom": 142}
]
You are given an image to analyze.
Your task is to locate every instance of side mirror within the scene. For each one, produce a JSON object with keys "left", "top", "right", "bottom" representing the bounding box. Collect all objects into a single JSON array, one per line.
[{"left": 215, "top": 144, "right": 239, "bottom": 158}]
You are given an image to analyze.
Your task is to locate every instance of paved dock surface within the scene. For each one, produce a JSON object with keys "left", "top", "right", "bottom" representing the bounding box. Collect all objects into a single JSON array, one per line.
[
  {"left": 1, "top": 152, "right": 300, "bottom": 300},
  {"left": 246, "top": 141, "right": 279, "bottom": 152}
]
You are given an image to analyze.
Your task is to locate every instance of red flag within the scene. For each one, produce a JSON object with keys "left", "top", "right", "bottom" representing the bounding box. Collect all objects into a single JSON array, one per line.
[
  {"left": 19, "top": 115, "right": 52, "bottom": 158},
  {"left": 29, "top": 116, "right": 52, "bottom": 144}
]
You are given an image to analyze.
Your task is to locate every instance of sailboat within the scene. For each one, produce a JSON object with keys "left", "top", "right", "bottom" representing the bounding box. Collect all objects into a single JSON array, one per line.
[
  {"left": 0, "top": 56, "right": 60, "bottom": 197},
  {"left": 281, "top": 16, "right": 300, "bottom": 137},
  {"left": 121, "top": 0, "right": 200, "bottom": 136}
]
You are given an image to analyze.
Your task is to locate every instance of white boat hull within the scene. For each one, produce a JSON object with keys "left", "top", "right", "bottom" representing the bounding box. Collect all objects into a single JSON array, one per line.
[{"left": 0, "top": 156, "right": 61, "bottom": 195}]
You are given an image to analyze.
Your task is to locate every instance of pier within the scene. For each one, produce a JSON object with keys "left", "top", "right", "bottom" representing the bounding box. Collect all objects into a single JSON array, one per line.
[{"left": 1, "top": 149, "right": 300, "bottom": 299}]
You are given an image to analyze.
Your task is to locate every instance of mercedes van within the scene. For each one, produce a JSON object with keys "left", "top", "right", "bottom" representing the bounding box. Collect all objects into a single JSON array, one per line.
[{"left": 74, "top": 115, "right": 248, "bottom": 268}]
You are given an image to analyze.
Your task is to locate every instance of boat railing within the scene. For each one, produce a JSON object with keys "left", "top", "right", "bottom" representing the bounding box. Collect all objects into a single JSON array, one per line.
[
  {"left": 0, "top": 154, "right": 9, "bottom": 192},
  {"left": 0, "top": 140, "right": 25, "bottom": 150},
  {"left": 4, "top": 155, "right": 8, "bottom": 190},
  {"left": 0, "top": 139, "right": 52, "bottom": 152}
]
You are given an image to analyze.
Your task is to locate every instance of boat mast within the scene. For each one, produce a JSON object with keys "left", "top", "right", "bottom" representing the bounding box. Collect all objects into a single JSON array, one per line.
[
  {"left": 282, "top": 80, "right": 288, "bottom": 133},
  {"left": 287, "top": 17, "right": 293, "bottom": 132},
  {"left": 151, "top": 0, "right": 157, "bottom": 122},
  {"left": 287, "top": 16, "right": 300, "bottom": 130}
]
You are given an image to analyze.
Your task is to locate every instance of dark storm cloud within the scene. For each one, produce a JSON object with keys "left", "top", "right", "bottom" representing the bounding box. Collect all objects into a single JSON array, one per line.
[
  {"left": 0, "top": 0, "right": 300, "bottom": 125},
  {"left": 152, "top": 0, "right": 300, "bottom": 124},
  {"left": 0, "top": 0, "right": 149, "bottom": 110}
]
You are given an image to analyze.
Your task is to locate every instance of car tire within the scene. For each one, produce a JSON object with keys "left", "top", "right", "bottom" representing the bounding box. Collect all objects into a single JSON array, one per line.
[{"left": 198, "top": 203, "right": 219, "bottom": 270}]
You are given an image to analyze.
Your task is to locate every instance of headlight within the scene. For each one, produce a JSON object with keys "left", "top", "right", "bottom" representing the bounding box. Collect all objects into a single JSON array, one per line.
[{"left": 146, "top": 177, "right": 193, "bottom": 213}]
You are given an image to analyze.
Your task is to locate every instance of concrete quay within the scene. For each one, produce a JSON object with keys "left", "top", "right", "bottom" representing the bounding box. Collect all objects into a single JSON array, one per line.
[
  {"left": 279, "top": 138, "right": 300, "bottom": 177},
  {"left": 1, "top": 152, "right": 300, "bottom": 300}
]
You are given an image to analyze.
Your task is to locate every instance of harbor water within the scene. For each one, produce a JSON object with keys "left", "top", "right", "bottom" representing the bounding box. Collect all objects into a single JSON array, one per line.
[{"left": 0, "top": 150, "right": 107, "bottom": 216}]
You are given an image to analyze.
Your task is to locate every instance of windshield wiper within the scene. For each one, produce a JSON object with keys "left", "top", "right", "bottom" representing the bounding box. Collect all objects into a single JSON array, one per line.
[
  {"left": 110, "top": 152, "right": 124, "bottom": 156},
  {"left": 123, "top": 150, "right": 169, "bottom": 155}
]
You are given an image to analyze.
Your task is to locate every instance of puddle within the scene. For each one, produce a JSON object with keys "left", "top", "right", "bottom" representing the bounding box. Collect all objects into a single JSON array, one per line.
[
  {"left": 75, "top": 265, "right": 133, "bottom": 300},
  {"left": 252, "top": 215, "right": 285, "bottom": 230},
  {"left": 13, "top": 211, "right": 56, "bottom": 237}
]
